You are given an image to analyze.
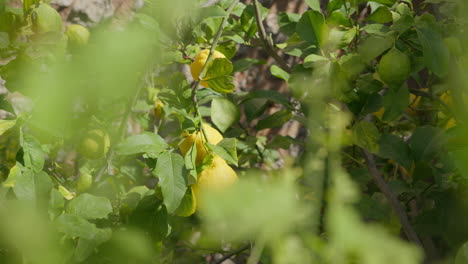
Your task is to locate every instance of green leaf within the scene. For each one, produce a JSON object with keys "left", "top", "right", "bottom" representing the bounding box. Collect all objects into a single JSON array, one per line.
[
  {"left": 195, "top": 5, "right": 227, "bottom": 25},
  {"left": 211, "top": 97, "right": 240, "bottom": 133},
  {"left": 416, "top": 27, "right": 450, "bottom": 78},
  {"left": 174, "top": 187, "right": 196, "bottom": 217},
  {"left": 154, "top": 152, "right": 187, "bottom": 214},
  {"left": 2, "top": 164, "right": 20, "bottom": 188},
  {"left": 278, "top": 12, "right": 301, "bottom": 35},
  {"left": 366, "top": 6, "right": 392, "bottom": 23},
  {"left": 0, "top": 119, "right": 16, "bottom": 136},
  {"left": 67, "top": 193, "right": 113, "bottom": 220},
  {"left": 408, "top": 126, "right": 444, "bottom": 161},
  {"left": 296, "top": 10, "right": 328, "bottom": 47},
  {"left": 455, "top": 241, "right": 468, "bottom": 264},
  {"left": 55, "top": 214, "right": 101, "bottom": 240},
  {"left": 303, "top": 54, "right": 328, "bottom": 68},
  {"left": 205, "top": 58, "right": 235, "bottom": 93},
  {"left": 240, "top": 90, "right": 292, "bottom": 108},
  {"left": 129, "top": 195, "right": 168, "bottom": 240},
  {"left": 305, "top": 0, "right": 321, "bottom": 11},
  {"left": 326, "top": 11, "right": 352, "bottom": 28},
  {"left": 116, "top": 132, "right": 168, "bottom": 157},
  {"left": 371, "top": 0, "right": 397, "bottom": 5},
  {"left": 240, "top": 3, "right": 268, "bottom": 37},
  {"left": 327, "top": 0, "right": 344, "bottom": 13},
  {"left": 184, "top": 143, "right": 198, "bottom": 181},
  {"left": 377, "top": 133, "right": 413, "bottom": 169},
  {"left": 359, "top": 35, "right": 394, "bottom": 62},
  {"left": 21, "top": 133, "right": 45, "bottom": 172},
  {"left": 207, "top": 138, "right": 238, "bottom": 166},
  {"left": 382, "top": 85, "right": 409, "bottom": 121},
  {"left": 233, "top": 58, "right": 266, "bottom": 72},
  {"left": 270, "top": 65, "right": 290, "bottom": 81},
  {"left": 13, "top": 168, "right": 52, "bottom": 201},
  {"left": 13, "top": 169, "right": 34, "bottom": 201},
  {"left": 351, "top": 121, "right": 380, "bottom": 153},
  {"left": 256, "top": 109, "right": 292, "bottom": 131}
]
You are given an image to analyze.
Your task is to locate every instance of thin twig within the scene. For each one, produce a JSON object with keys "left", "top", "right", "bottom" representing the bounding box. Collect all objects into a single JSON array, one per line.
[
  {"left": 215, "top": 244, "right": 250, "bottom": 264},
  {"left": 361, "top": 148, "right": 422, "bottom": 246},
  {"left": 252, "top": 0, "right": 291, "bottom": 73}
]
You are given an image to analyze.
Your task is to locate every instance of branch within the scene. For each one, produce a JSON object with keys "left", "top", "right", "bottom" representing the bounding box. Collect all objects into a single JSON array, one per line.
[
  {"left": 360, "top": 148, "right": 422, "bottom": 246},
  {"left": 252, "top": 0, "right": 291, "bottom": 73},
  {"left": 215, "top": 244, "right": 250, "bottom": 264}
]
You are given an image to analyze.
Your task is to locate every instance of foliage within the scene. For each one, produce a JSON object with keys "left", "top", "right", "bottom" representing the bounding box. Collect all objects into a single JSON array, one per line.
[{"left": 0, "top": 0, "right": 467, "bottom": 263}]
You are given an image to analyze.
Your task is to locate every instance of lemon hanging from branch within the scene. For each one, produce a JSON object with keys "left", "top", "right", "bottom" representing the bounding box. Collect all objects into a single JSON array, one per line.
[
  {"left": 179, "top": 123, "right": 223, "bottom": 165},
  {"left": 190, "top": 49, "right": 235, "bottom": 93},
  {"left": 192, "top": 155, "right": 238, "bottom": 209},
  {"left": 78, "top": 129, "right": 110, "bottom": 160}
]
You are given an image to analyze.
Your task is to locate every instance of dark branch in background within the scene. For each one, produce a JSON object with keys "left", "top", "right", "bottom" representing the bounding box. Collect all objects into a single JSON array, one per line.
[
  {"left": 360, "top": 147, "right": 423, "bottom": 247},
  {"left": 215, "top": 244, "right": 250, "bottom": 264},
  {"left": 252, "top": 0, "right": 291, "bottom": 73}
]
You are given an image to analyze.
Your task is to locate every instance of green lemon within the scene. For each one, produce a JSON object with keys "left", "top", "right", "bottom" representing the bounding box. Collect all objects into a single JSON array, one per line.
[
  {"left": 78, "top": 129, "right": 110, "bottom": 159},
  {"left": 378, "top": 48, "right": 411, "bottom": 85},
  {"left": 66, "top": 24, "right": 90, "bottom": 46},
  {"left": 77, "top": 173, "right": 93, "bottom": 192},
  {"left": 31, "top": 4, "right": 62, "bottom": 34}
]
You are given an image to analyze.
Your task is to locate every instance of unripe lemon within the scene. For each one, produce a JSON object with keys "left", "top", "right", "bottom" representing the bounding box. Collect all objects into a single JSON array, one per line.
[
  {"left": 65, "top": 24, "right": 90, "bottom": 46},
  {"left": 179, "top": 124, "right": 223, "bottom": 164},
  {"left": 77, "top": 173, "right": 93, "bottom": 192},
  {"left": 190, "top": 49, "right": 226, "bottom": 88},
  {"left": 192, "top": 155, "right": 238, "bottom": 207},
  {"left": 378, "top": 48, "right": 411, "bottom": 85},
  {"left": 78, "top": 129, "right": 110, "bottom": 160},
  {"left": 31, "top": 4, "right": 62, "bottom": 34}
]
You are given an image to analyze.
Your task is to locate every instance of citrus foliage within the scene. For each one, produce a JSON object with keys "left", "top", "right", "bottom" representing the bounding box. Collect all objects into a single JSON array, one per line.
[{"left": 0, "top": 0, "right": 467, "bottom": 263}]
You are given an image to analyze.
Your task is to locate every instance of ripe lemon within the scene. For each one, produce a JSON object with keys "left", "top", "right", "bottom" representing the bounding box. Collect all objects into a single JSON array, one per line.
[
  {"left": 78, "top": 129, "right": 110, "bottom": 159},
  {"left": 190, "top": 49, "right": 226, "bottom": 88},
  {"left": 378, "top": 48, "right": 411, "bottom": 85},
  {"left": 65, "top": 24, "right": 90, "bottom": 46},
  {"left": 192, "top": 155, "right": 238, "bottom": 207},
  {"left": 179, "top": 123, "right": 223, "bottom": 164}
]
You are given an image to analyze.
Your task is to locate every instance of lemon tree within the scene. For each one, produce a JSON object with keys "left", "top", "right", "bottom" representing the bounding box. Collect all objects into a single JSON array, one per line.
[{"left": 0, "top": 0, "right": 466, "bottom": 263}]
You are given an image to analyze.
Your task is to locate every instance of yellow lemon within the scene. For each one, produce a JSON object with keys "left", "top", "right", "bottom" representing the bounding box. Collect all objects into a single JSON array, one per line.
[
  {"left": 179, "top": 124, "right": 223, "bottom": 164},
  {"left": 373, "top": 107, "right": 385, "bottom": 120},
  {"left": 445, "top": 118, "right": 456, "bottom": 129},
  {"left": 190, "top": 49, "right": 226, "bottom": 88},
  {"left": 152, "top": 100, "right": 164, "bottom": 119},
  {"left": 78, "top": 129, "right": 110, "bottom": 160},
  {"left": 192, "top": 155, "right": 238, "bottom": 207}
]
